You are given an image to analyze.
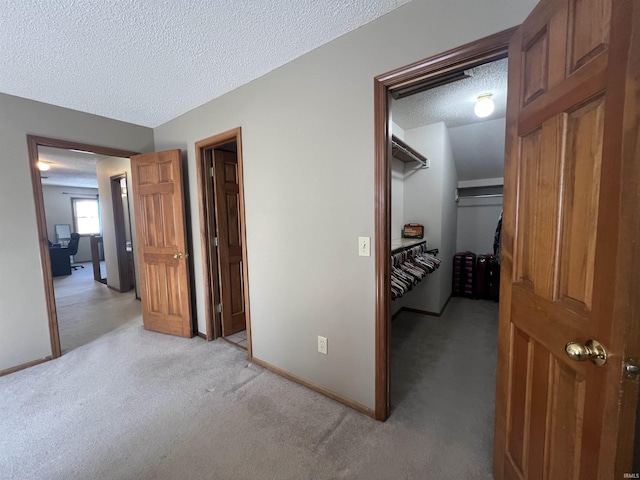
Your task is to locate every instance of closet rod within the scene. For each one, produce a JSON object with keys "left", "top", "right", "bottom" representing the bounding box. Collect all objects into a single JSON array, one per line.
[
  {"left": 391, "top": 140, "right": 428, "bottom": 168},
  {"left": 462, "top": 193, "right": 503, "bottom": 198},
  {"left": 456, "top": 193, "right": 503, "bottom": 202}
]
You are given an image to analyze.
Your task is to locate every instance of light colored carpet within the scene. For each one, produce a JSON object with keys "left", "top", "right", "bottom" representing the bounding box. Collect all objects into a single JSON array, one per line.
[{"left": 0, "top": 297, "right": 498, "bottom": 479}]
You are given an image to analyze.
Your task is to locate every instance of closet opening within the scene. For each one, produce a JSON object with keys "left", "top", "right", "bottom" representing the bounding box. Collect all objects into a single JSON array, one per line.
[
  {"left": 374, "top": 28, "right": 514, "bottom": 444},
  {"left": 195, "top": 128, "right": 252, "bottom": 355}
]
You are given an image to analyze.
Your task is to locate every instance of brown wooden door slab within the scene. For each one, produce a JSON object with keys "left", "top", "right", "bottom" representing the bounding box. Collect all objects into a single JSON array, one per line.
[
  {"left": 130, "top": 150, "right": 192, "bottom": 337},
  {"left": 494, "top": 0, "right": 640, "bottom": 478},
  {"left": 213, "top": 150, "right": 246, "bottom": 336}
]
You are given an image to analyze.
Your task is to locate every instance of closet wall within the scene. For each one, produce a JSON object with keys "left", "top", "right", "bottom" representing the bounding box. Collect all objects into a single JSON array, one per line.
[
  {"left": 391, "top": 121, "right": 458, "bottom": 315},
  {"left": 456, "top": 193, "right": 503, "bottom": 255},
  {"left": 391, "top": 122, "right": 406, "bottom": 239}
]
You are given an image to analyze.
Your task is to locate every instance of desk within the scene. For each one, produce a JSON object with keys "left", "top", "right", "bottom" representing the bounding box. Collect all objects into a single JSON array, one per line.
[{"left": 49, "top": 247, "right": 71, "bottom": 277}]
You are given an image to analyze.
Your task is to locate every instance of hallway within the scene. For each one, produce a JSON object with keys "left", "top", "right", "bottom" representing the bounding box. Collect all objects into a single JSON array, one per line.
[{"left": 53, "top": 262, "right": 140, "bottom": 353}]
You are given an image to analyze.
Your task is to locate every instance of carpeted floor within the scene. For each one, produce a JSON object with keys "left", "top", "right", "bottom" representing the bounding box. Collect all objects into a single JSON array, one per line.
[
  {"left": 0, "top": 296, "right": 498, "bottom": 480},
  {"left": 53, "top": 261, "right": 139, "bottom": 353}
]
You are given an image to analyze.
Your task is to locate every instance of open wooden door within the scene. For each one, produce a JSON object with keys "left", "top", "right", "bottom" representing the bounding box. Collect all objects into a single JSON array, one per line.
[
  {"left": 213, "top": 150, "right": 246, "bottom": 336},
  {"left": 130, "top": 150, "right": 192, "bottom": 337},
  {"left": 494, "top": 0, "right": 640, "bottom": 478}
]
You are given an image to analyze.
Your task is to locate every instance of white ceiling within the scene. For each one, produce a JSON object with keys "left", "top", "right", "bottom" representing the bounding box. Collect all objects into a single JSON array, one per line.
[
  {"left": 391, "top": 58, "right": 508, "bottom": 181},
  {"left": 448, "top": 118, "right": 506, "bottom": 180},
  {"left": 391, "top": 58, "right": 508, "bottom": 130},
  {"left": 38, "top": 147, "right": 108, "bottom": 189},
  {"left": 0, "top": 0, "right": 410, "bottom": 128}
]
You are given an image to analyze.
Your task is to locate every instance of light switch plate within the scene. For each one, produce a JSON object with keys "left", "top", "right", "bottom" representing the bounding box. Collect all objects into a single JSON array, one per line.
[{"left": 359, "top": 237, "right": 370, "bottom": 257}]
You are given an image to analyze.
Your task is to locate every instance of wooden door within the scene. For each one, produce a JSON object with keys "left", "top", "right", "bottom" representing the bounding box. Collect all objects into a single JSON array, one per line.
[
  {"left": 213, "top": 150, "right": 246, "bottom": 336},
  {"left": 494, "top": 0, "right": 640, "bottom": 478},
  {"left": 130, "top": 150, "right": 192, "bottom": 337}
]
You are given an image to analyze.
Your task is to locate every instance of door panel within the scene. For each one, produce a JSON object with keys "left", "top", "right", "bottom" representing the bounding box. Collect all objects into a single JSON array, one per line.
[
  {"left": 214, "top": 150, "right": 246, "bottom": 336},
  {"left": 130, "top": 150, "right": 192, "bottom": 338},
  {"left": 567, "top": 0, "right": 610, "bottom": 72},
  {"left": 559, "top": 97, "right": 604, "bottom": 310},
  {"left": 494, "top": 0, "right": 640, "bottom": 477},
  {"left": 522, "top": 30, "right": 548, "bottom": 105}
]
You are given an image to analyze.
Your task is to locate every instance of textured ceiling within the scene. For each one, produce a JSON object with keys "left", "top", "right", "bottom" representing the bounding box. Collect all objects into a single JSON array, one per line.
[
  {"left": 392, "top": 58, "right": 508, "bottom": 181},
  {"left": 391, "top": 57, "right": 508, "bottom": 130},
  {"left": 448, "top": 118, "right": 506, "bottom": 180},
  {"left": 0, "top": 0, "right": 410, "bottom": 128},
  {"left": 38, "top": 147, "right": 108, "bottom": 189}
]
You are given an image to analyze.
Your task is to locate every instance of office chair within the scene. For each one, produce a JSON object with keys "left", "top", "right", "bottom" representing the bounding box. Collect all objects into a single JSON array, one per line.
[{"left": 67, "top": 233, "right": 85, "bottom": 270}]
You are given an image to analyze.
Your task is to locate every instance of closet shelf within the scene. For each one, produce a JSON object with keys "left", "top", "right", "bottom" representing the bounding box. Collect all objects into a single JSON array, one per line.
[
  {"left": 392, "top": 238, "right": 427, "bottom": 253},
  {"left": 392, "top": 135, "right": 428, "bottom": 168}
]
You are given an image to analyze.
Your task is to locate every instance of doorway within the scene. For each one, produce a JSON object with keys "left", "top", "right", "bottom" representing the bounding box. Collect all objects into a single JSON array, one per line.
[
  {"left": 27, "top": 135, "right": 140, "bottom": 358},
  {"left": 373, "top": 28, "right": 514, "bottom": 422},
  {"left": 195, "top": 128, "right": 252, "bottom": 354},
  {"left": 110, "top": 174, "right": 137, "bottom": 296},
  {"left": 387, "top": 49, "right": 508, "bottom": 473}
]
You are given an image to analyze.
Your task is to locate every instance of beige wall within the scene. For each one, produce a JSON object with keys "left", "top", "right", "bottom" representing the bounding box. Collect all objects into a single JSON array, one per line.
[
  {"left": 153, "top": 0, "right": 536, "bottom": 409},
  {"left": 391, "top": 122, "right": 406, "bottom": 240},
  {"left": 402, "top": 122, "right": 458, "bottom": 314},
  {"left": 439, "top": 124, "right": 460, "bottom": 308},
  {"left": 41, "top": 185, "right": 99, "bottom": 262},
  {"left": 457, "top": 198, "right": 504, "bottom": 255},
  {"left": 0, "top": 93, "right": 153, "bottom": 372}
]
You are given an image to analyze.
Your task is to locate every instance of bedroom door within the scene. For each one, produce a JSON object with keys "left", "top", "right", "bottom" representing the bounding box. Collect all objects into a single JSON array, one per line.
[
  {"left": 493, "top": 0, "right": 640, "bottom": 478},
  {"left": 213, "top": 149, "right": 247, "bottom": 336},
  {"left": 130, "top": 149, "right": 193, "bottom": 337}
]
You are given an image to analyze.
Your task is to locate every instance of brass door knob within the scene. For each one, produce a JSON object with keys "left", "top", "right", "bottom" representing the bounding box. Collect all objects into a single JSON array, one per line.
[
  {"left": 565, "top": 339, "right": 607, "bottom": 366},
  {"left": 173, "top": 252, "right": 183, "bottom": 259}
]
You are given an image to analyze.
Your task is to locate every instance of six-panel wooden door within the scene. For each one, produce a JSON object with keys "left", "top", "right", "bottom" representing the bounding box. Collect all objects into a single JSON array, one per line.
[
  {"left": 130, "top": 150, "right": 193, "bottom": 337},
  {"left": 213, "top": 150, "right": 246, "bottom": 336},
  {"left": 493, "top": 0, "right": 640, "bottom": 478}
]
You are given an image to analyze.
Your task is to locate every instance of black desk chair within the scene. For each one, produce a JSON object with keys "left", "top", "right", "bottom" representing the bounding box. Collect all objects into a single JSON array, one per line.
[{"left": 67, "top": 233, "right": 85, "bottom": 270}]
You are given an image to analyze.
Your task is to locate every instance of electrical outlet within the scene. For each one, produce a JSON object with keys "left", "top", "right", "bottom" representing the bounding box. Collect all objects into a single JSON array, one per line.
[
  {"left": 318, "top": 335, "right": 328, "bottom": 355},
  {"left": 358, "top": 237, "right": 370, "bottom": 257}
]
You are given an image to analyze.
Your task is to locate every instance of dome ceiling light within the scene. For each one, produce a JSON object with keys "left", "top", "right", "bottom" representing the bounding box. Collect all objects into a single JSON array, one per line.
[
  {"left": 37, "top": 161, "right": 51, "bottom": 171},
  {"left": 474, "top": 93, "right": 495, "bottom": 118}
]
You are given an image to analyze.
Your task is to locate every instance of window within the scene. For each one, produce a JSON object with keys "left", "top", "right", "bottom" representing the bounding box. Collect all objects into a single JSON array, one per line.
[{"left": 72, "top": 198, "right": 101, "bottom": 235}]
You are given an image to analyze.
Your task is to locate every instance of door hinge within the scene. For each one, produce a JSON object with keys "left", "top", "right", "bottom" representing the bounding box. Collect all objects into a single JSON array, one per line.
[
  {"left": 217, "top": 303, "right": 222, "bottom": 313},
  {"left": 214, "top": 237, "right": 219, "bottom": 247},
  {"left": 210, "top": 166, "right": 215, "bottom": 177}
]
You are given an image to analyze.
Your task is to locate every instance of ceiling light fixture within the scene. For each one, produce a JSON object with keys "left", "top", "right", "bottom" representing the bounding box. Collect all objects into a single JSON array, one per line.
[
  {"left": 474, "top": 93, "right": 495, "bottom": 118},
  {"left": 37, "top": 161, "right": 51, "bottom": 171}
]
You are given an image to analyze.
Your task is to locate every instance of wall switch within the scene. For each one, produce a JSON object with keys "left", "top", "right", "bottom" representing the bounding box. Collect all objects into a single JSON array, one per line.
[
  {"left": 318, "top": 335, "right": 328, "bottom": 355},
  {"left": 359, "top": 237, "right": 371, "bottom": 257}
]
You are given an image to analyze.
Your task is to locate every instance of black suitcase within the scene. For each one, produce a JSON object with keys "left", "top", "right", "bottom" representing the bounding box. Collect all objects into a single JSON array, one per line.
[
  {"left": 475, "top": 255, "right": 488, "bottom": 298},
  {"left": 486, "top": 255, "right": 500, "bottom": 301}
]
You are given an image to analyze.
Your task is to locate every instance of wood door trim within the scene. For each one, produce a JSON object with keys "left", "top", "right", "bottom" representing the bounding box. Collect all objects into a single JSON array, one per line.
[
  {"left": 194, "top": 128, "right": 253, "bottom": 359},
  {"left": 195, "top": 146, "right": 220, "bottom": 341},
  {"left": 373, "top": 29, "right": 515, "bottom": 421},
  {"left": 26, "top": 134, "right": 139, "bottom": 360},
  {"left": 605, "top": 2, "right": 640, "bottom": 472}
]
